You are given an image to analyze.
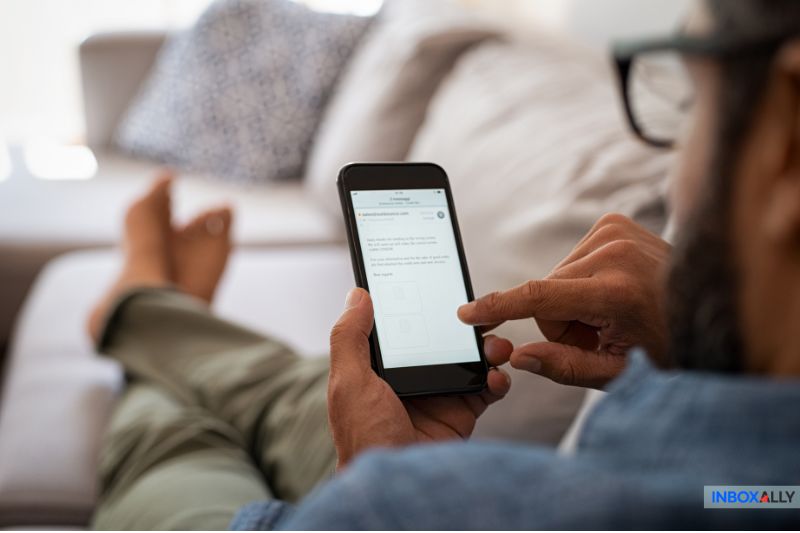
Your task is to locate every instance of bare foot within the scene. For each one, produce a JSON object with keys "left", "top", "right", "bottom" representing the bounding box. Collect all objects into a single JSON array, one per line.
[
  {"left": 120, "top": 175, "right": 174, "bottom": 284},
  {"left": 173, "top": 206, "right": 233, "bottom": 303},
  {"left": 87, "top": 174, "right": 175, "bottom": 342}
]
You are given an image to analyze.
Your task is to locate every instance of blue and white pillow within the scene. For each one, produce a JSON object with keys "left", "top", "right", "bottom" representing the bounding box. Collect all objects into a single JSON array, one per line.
[{"left": 115, "top": 0, "right": 372, "bottom": 184}]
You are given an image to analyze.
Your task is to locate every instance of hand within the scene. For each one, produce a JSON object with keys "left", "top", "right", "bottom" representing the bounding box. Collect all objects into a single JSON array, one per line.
[
  {"left": 328, "top": 288, "right": 512, "bottom": 469},
  {"left": 458, "top": 214, "right": 671, "bottom": 389}
]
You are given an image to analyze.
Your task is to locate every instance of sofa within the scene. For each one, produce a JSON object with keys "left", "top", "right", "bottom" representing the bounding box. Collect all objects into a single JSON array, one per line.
[{"left": 0, "top": 1, "right": 685, "bottom": 527}]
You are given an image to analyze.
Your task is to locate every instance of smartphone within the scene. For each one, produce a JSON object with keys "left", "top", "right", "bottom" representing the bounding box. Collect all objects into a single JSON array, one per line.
[{"left": 338, "top": 162, "right": 488, "bottom": 397}]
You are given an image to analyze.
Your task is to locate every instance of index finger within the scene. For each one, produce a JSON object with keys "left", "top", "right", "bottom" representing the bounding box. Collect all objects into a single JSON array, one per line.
[{"left": 458, "top": 278, "right": 605, "bottom": 326}]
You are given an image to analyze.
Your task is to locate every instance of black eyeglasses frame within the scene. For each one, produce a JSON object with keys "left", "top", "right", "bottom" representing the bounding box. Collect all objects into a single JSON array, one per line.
[{"left": 612, "top": 31, "right": 795, "bottom": 148}]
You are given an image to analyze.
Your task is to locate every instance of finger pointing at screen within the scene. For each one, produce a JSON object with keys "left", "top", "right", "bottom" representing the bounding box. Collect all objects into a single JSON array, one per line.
[{"left": 458, "top": 214, "right": 671, "bottom": 389}]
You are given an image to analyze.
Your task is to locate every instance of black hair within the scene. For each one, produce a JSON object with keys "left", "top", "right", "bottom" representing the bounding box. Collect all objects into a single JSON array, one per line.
[{"left": 707, "top": 0, "right": 800, "bottom": 193}]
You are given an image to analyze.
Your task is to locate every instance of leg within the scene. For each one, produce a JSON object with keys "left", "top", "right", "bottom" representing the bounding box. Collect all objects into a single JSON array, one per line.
[
  {"left": 91, "top": 382, "right": 270, "bottom": 530},
  {"left": 89, "top": 176, "right": 335, "bottom": 528},
  {"left": 101, "top": 288, "right": 336, "bottom": 502}
]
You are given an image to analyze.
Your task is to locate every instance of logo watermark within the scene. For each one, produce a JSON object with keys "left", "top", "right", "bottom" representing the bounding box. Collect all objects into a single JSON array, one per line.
[{"left": 704, "top": 486, "right": 800, "bottom": 509}]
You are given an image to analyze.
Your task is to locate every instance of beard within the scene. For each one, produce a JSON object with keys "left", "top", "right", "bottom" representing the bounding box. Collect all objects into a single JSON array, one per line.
[
  {"left": 660, "top": 0, "right": 792, "bottom": 374},
  {"left": 665, "top": 178, "right": 745, "bottom": 373},
  {"left": 662, "top": 34, "right": 770, "bottom": 374}
]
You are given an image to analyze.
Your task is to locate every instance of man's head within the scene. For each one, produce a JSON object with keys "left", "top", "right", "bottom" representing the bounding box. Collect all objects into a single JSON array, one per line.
[{"left": 667, "top": 0, "right": 800, "bottom": 374}]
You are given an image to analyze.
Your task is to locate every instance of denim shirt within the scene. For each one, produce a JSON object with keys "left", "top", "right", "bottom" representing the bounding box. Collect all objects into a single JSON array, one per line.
[{"left": 231, "top": 351, "right": 800, "bottom": 529}]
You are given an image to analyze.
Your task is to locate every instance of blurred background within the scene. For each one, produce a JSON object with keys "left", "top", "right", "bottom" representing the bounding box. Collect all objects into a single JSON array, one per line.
[
  {"left": 0, "top": 0, "right": 687, "bottom": 146},
  {"left": 0, "top": 0, "right": 691, "bottom": 528},
  {"left": 0, "top": 0, "right": 382, "bottom": 145}
]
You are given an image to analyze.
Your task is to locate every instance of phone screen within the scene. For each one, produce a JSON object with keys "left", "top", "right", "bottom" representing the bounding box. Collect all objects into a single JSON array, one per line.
[{"left": 351, "top": 188, "right": 481, "bottom": 369}]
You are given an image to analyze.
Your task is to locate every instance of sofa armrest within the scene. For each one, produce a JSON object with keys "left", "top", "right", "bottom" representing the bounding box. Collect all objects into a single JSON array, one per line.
[{"left": 79, "top": 31, "right": 167, "bottom": 149}]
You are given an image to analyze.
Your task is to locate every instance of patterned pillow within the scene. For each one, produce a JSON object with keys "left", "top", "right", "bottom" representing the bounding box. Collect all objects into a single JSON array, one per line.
[{"left": 115, "top": 0, "right": 372, "bottom": 185}]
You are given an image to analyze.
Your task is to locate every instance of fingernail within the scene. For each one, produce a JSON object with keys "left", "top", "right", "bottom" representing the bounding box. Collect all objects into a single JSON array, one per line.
[
  {"left": 345, "top": 288, "right": 363, "bottom": 309},
  {"left": 491, "top": 368, "right": 510, "bottom": 387}
]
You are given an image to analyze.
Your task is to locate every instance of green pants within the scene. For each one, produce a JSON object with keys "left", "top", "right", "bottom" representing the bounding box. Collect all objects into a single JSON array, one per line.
[{"left": 91, "top": 289, "right": 336, "bottom": 530}]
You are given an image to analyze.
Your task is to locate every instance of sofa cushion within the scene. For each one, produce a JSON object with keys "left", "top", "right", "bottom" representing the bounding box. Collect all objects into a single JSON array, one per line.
[
  {"left": 305, "top": 0, "right": 500, "bottom": 215},
  {"left": 115, "top": 0, "right": 371, "bottom": 185},
  {"left": 0, "top": 151, "right": 342, "bottom": 353},
  {"left": 0, "top": 358, "right": 122, "bottom": 528},
  {"left": 79, "top": 31, "right": 167, "bottom": 150},
  {"left": 407, "top": 34, "right": 676, "bottom": 441},
  {"left": 0, "top": 247, "right": 354, "bottom": 527},
  {"left": 0, "top": 152, "right": 342, "bottom": 251}
]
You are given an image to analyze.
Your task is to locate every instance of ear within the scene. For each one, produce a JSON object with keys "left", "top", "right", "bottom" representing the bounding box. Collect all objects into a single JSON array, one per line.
[
  {"left": 776, "top": 39, "right": 800, "bottom": 176},
  {"left": 763, "top": 39, "right": 800, "bottom": 246}
]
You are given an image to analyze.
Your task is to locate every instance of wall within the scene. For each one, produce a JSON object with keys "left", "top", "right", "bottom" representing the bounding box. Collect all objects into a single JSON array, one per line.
[{"left": 463, "top": 0, "right": 693, "bottom": 47}]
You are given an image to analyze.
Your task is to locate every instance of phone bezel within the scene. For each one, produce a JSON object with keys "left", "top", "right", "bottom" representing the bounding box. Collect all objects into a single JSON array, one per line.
[{"left": 337, "top": 162, "right": 488, "bottom": 397}]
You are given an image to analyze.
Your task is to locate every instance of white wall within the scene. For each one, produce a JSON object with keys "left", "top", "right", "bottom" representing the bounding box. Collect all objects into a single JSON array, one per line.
[
  {"left": 0, "top": 0, "right": 211, "bottom": 144},
  {"left": 563, "top": 0, "right": 693, "bottom": 46},
  {"left": 464, "top": 0, "right": 693, "bottom": 47},
  {"left": 0, "top": 0, "right": 379, "bottom": 144}
]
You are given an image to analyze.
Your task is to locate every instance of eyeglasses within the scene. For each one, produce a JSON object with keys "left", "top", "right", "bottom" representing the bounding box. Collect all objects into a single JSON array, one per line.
[{"left": 612, "top": 32, "right": 795, "bottom": 149}]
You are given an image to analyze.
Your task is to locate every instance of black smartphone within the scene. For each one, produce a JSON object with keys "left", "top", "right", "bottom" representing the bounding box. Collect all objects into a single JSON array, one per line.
[{"left": 338, "top": 162, "right": 488, "bottom": 397}]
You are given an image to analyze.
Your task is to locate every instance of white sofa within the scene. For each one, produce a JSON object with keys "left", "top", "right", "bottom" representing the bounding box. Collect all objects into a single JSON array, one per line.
[
  {"left": 0, "top": 1, "right": 686, "bottom": 527},
  {"left": 0, "top": 30, "right": 344, "bottom": 348}
]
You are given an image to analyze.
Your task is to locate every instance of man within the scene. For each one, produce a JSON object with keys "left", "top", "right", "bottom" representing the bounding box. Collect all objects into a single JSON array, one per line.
[{"left": 91, "top": 0, "right": 800, "bottom": 528}]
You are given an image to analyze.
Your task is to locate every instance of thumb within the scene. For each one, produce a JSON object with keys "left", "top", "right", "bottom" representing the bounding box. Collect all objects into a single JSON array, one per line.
[
  {"left": 329, "top": 288, "right": 374, "bottom": 375},
  {"left": 509, "top": 342, "right": 626, "bottom": 389}
]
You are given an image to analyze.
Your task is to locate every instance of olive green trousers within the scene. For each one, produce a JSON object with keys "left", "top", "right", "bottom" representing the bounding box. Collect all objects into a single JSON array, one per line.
[{"left": 91, "top": 289, "right": 335, "bottom": 530}]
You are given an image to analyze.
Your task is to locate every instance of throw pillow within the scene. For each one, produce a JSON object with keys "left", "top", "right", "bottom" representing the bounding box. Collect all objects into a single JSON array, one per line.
[
  {"left": 115, "top": 0, "right": 372, "bottom": 185},
  {"left": 304, "top": 0, "right": 501, "bottom": 215}
]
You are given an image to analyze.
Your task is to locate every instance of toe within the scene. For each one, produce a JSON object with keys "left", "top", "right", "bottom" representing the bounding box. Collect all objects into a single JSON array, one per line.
[
  {"left": 149, "top": 176, "right": 173, "bottom": 214},
  {"left": 153, "top": 168, "right": 175, "bottom": 187},
  {"left": 179, "top": 206, "right": 233, "bottom": 239},
  {"left": 156, "top": 167, "right": 175, "bottom": 179},
  {"left": 180, "top": 212, "right": 209, "bottom": 237},
  {"left": 126, "top": 175, "right": 173, "bottom": 223},
  {"left": 204, "top": 207, "right": 233, "bottom": 238},
  {"left": 179, "top": 211, "right": 214, "bottom": 239},
  {"left": 213, "top": 206, "right": 233, "bottom": 230}
]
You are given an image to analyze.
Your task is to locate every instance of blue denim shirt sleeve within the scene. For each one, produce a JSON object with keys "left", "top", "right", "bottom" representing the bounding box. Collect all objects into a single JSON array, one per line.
[
  {"left": 275, "top": 444, "right": 631, "bottom": 530},
  {"left": 276, "top": 442, "right": 799, "bottom": 530},
  {"left": 235, "top": 351, "right": 800, "bottom": 530},
  {"left": 230, "top": 500, "right": 294, "bottom": 530}
]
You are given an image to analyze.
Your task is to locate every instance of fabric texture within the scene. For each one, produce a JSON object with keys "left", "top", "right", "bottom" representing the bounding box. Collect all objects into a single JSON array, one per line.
[
  {"left": 231, "top": 500, "right": 294, "bottom": 531},
  {"left": 407, "top": 35, "right": 676, "bottom": 442},
  {"left": 0, "top": 358, "right": 121, "bottom": 527},
  {"left": 304, "top": 0, "right": 500, "bottom": 215},
  {"left": 276, "top": 351, "right": 800, "bottom": 529},
  {"left": 115, "top": 0, "right": 371, "bottom": 185},
  {"left": 90, "top": 288, "right": 334, "bottom": 530}
]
